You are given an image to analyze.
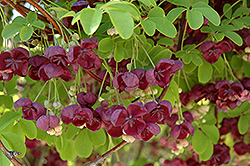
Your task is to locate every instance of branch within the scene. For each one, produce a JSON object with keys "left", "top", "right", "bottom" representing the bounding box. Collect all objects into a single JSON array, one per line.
[
  {"left": 85, "top": 140, "right": 127, "bottom": 166},
  {"left": 3, "top": 0, "right": 27, "bottom": 17},
  {"left": 0, "top": 140, "right": 22, "bottom": 166},
  {"left": 84, "top": 69, "right": 110, "bottom": 87},
  {"left": 25, "top": 0, "right": 67, "bottom": 42}
]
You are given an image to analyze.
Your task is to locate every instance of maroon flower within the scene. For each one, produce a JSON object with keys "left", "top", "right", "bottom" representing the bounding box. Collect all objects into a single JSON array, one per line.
[
  {"left": 219, "top": 117, "right": 242, "bottom": 140},
  {"left": 241, "top": 77, "right": 250, "bottom": 91},
  {"left": 77, "top": 91, "right": 97, "bottom": 108},
  {"left": 0, "top": 47, "right": 29, "bottom": 77},
  {"left": 45, "top": 46, "right": 70, "bottom": 67},
  {"left": 146, "top": 59, "right": 184, "bottom": 88},
  {"left": 68, "top": 37, "right": 102, "bottom": 72},
  {"left": 14, "top": 98, "right": 46, "bottom": 120},
  {"left": 182, "top": 111, "right": 194, "bottom": 123},
  {"left": 113, "top": 72, "right": 139, "bottom": 92},
  {"left": 215, "top": 80, "right": 244, "bottom": 109},
  {"left": 131, "top": 68, "right": 149, "bottom": 90},
  {"left": 0, "top": 68, "right": 14, "bottom": 82},
  {"left": 61, "top": 104, "right": 93, "bottom": 127},
  {"left": 233, "top": 141, "right": 250, "bottom": 155},
  {"left": 203, "top": 144, "right": 230, "bottom": 166},
  {"left": 164, "top": 158, "right": 187, "bottom": 166},
  {"left": 200, "top": 40, "right": 234, "bottom": 64},
  {"left": 170, "top": 122, "right": 194, "bottom": 139},
  {"left": 71, "top": 0, "right": 88, "bottom": 13},
  {"left": 143, "top": 100, "right": 173, "bottom": 124},
  {"left": 165, "top": 114, "right": 178, "bottom": 127},
  {"left": 86, "top": 109, "right": 102, "bottom": 132},
  {"left": 136, "top": 122, "right": 161, "bottom": 141},
  {"left": 107, "top": 58, "right": 131, "bottom": 73},
  {"left": 28, "top": 55, "right": 49, "bottom": 80},
  {"left": 36, "top": 115, "right": 60, "bottom": 131},
  {"left": 111, "top": 102, "right": 147, "bottom": 136},
  {"left": 38, "top": 63, "right": 64, "bottom": 81}
]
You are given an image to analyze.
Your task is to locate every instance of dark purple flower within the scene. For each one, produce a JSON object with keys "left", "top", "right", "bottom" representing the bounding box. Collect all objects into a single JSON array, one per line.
[
  {"left": 71, "top": 0, "right": 88, "bottom": 13},
  {"left": 28, "top": 55, "right": 49, "bottom": 80},
  {"left": 241, "top": 77, "right": 250, "bottom": 91},
  {"left": 234, "top": 141, "right": 250, "bottom": 155},
  {"left": 0, "top": 68, "right": 13, "bottom": 82},
  {"left": 143, "top": 100, "right": 173, "bottom": 124},
  {"left": 68, "top": 37, "right": 102, "bottom": 72},
  {"left": 107, "top": 58, "right": 131, "bottom": 73},
  {"left": 182, "top": 111, "right": 194, "bottom": 123},
  {"left": 77, "top": 91, "right": 97, "bottom": 108},
  {"left": 203, "top": 144, "right": 230, "bottom": 166},
  {"left": 61, "top": 104, "right": 93, "bottom": 127},
  {"left": 131, "top": 68, "right": 149, "bottom": 90},
  {"left": 86, "top": 110, "right": 102, "bottom": 132},
  {"left": 164, "top": 158, "right": 187, "bottom": 166},
  {"left": 45, "top": 46, "right": 70, "bottom": 67},
  {"left": 113, "top": 72, "right": 139, "bottom": 92},
  {"left": 136, "top": 122, "right": 161, "bottom": 141},
  {"left": 219, "top": 117, "right": 242, "bottom": 140},
  {"left": 0, "top": 47, "right": 29, "bottom": 77},
  {"left": 38, "top": 63, "right": 64, "bottom": 81},
  {"left": 170, "top": 122, "right": 194, "bottom": 139},
  {"left": 36, "top": 115, "right": 60, "bottom": 131},
  {"left": 165, "top": 114, "right": 178, "bottom": 127},
  {"left": 14, "top": 98, "right": 46, "bottom": 120},
  {"left": 215, "top": 80, "right": 244, "bottom": 109},
  {"left": 146, "top": 59, "right": 184, "bottom": 88},
  {"left": 111, "top": 102, "right": 147, "bottom": 136}
]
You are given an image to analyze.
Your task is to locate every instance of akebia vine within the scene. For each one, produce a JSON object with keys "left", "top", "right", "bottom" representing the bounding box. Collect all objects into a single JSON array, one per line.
[{"left": 0, "top": 0, "right": 250, "bottom": 166}]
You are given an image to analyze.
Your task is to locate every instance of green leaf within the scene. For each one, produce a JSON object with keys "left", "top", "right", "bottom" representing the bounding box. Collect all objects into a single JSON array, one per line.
[
  {"left": 2, "top": 23, "right": 24, "bottom": 39},
  {"left": 1, "top": 133, "right": 26, "bottom": 158},
  {"left": 114, "top": 45, "right": 125, "bottom": 62},
  {"left": 157, "top": 38, "right": 174, "bottom": 45},
  {"left": 60, "top": 140, "right": 76, "bottom": 160},
  {"left": 201, "top": 125, "right": 219, "bottom": 144},
  {"left": 141, "top": 19, "right": 156, "bottom": 36},
  {"left": 107, "top": 10, "right": 133, "bottom": 39},
  {"left": 231, "top": 55, "right": 243, "bottom": 70},
  {"left": 106, "top": 1, "right": 140, "bottom": 20},
  {"left": 139, "top": 0, "right": 156, "bottom": 6},
  {"left": 201, "top": 26, "right": 212, "bottom": 33},
  {"left": 232, "top": 7, "right": 250, "bottom": 18},
  {"left": 98, "top": 37, "right": 113, "bottom": 53},
  {"left": 0, "top": 95, "right": 5, "bottom": 107},
  {"left": 232, "top": 19, "right": 244, "bottom": 29},
  {"left": 80, "top": 8, "right": 102, "bottom": 35},
  {"left": 214, "top": 32, "right": 225, "bottom": 41},
  {"left": 150, "top": 17, "right": 177, "bottom": 38},
  {"left": 192, "top": 129, "right": 208, "bottom": 154},
  {"left": 12, "top": 16, "right": 27, "bottom": 24},
  {"left": 0, "top": 111, "right": 19, "bottom": 131},
  {"left": 166, "top": 0, "right": 190, "bottom": 8},
  {"left": 166, "top": 7, "right": 186, "bottom": 23},
  {"left": 182, "top": 53, "right": 192, "bottom": 64},
  {"left": 238, "top": 16, "right": 250, "bottom": 26},
  {"left": 14, "top": 34, "right": 21, "bottom": 43},
  {"left": 198, "top": 59, "right": 213, "bottom": 83},
  {"left": 199, "top": 140, "right": 213, "bottom": 161},
  {"left": 0, "top": 140, "right": 11, "bottom": 166},
  {"left": 27, "top": 11, "right": 37, "bottom": 24},
  {"left": 224, "top": 31, "right": 243, "bottom": 46},
  {"left": 223, "top": 4, "right": 232, "bottom": 19},
  {"left": 183, "top": 62, "right": 197, "bottom": 73},
  {"left": 20, "top": 26, "right": 33, "bottom": 41},
  {"left": 218, "top": 25, "right": 238, "bottom": 32},
  {"left": 148, "top": 7, "right": 165, "bottom": 18},
  {"left": 193, "top": 2, "right": 220, "bottom": 26},
  {"left": 57, "top": 10, "right": 75, "bottom": 19},
  {"left": 191, "top": 52, "right": 203, "bottom": 66},
  {"left": 11, "top": 123, "right": 25, "bottom": 142},
  {"left": 4, "top": 96, "right": 13, "bottom": 109},
  {"left": 64, "top": 124, "right": 80, "bottom": 140},
  {"left": 36, "top": 128, "right": 47, "bottom": 141},
  {"left": 243, "top": 61, "right": 250, "bottom": 77},
  {"left": 87, "top": 128, "right": 106, "bottom": 147},
  {"left": 19, "top": 119, "right": 37, "bottom": 139},
  {"left": 31, "top": 21, "right": 45, "bottom": 29},
  {"left": 187, "top": 9, "right": 203, "bottom": 30},
  {"left": 71, "top": 11, "right": 81, "bottom": 25},
  {"left": 152, "top": 49, "right": 172, "bottom": 64},
  {"left": 74, "top": 130, "right": 93, "bottom": 158},
  {"left": 7, "top": 88, "right": 19, "bottom": 96},
  {"left": 238, "top": 115, "right": 249, "bottom": 135},
  {"left": 212, "top": 56, "right": 224, "bottom": 73}
]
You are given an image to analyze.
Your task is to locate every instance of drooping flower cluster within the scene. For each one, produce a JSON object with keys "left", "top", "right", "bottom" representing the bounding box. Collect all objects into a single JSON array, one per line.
[
  {"left": 61, "top": 100, "right": 173, "bottom": 141},
  {"left": 200, "top": 40, "right": 234, "bottom": 64},
  {"left": 180, "top": 79, "right": 250, "bottom": 110},
  {"left": 112, "top": 59, "right": 184, "bottom": 92}
]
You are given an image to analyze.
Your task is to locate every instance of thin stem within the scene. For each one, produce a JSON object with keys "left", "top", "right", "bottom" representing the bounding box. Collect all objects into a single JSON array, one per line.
[
  {"left": 220, "top": 0, "right": 242, "bottom": 18},
  {"left": 156, "top": 75, "right": 173, "bottom": 102},
  {"left": 95, "top": 71, "right": 108, "bottom": 109},
  {"left": 181, "top": 21, "right": 188, "bottom": 50},
  {"left": 59, "top": 79, "right": 73, "bottom": 104},
  {"left": 3, "top": 0, "right": 27, "bottom": 18},
  {"left": 223, "top": 53, "right": 239, "bottom": 82},
  {"left": 134, "top": 34, "right": 155, "bottom": 68},
  {"left": 85, "top": 141, "right": 127, "bottom": 166},
  {"left": 33, "top": 81, "right": 48, "bottom": 102},
  {"left": 0, "top": 140, "right": 22, "bottom": 166},
  {"left": 183, "top": 70, "right": 191, "bottom": 91}
]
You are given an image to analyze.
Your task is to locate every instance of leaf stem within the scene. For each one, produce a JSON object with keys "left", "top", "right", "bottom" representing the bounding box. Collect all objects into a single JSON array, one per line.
[
  {"left": 33, "top": 81, "right": 48, "bottom": 102},
  {"left": 223, "top": 53, "right": 239, "bottom": 82},
  {"left": 220, "top": 0, "right": 242, "bottom": 18}
]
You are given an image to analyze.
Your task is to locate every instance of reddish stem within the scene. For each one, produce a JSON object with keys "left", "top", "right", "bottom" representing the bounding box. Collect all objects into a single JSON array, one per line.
[
  {"left": 84, "top": 69, "right": 110, "bottom": 87},
  {"left": 0, "top": 140, "right": 22, "bottom": 166},
  {"left": 85, "top": 140, "right": 127, "bottom": 166}
]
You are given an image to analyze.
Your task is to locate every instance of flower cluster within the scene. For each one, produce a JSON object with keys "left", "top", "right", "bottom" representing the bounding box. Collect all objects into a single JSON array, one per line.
[
  {"left": 180, "top": 80, "right": 250, "bottom": 110},
  {"left": 62, "top": 100, "right": 173, "bottom": 141},
  {"left": 0, "top": 37, "right": 101, "bottom": 82},
  {"left": 113, "top": 59, "right": 184, "bottom": 92}
]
